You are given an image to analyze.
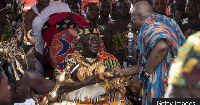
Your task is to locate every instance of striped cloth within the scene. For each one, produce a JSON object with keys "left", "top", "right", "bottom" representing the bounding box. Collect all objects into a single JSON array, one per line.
[{"left": 136, "top": 14, "right": 186, "bottom": 105}]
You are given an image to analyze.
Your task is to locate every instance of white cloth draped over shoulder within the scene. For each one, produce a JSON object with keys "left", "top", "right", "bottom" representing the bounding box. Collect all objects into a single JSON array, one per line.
[
  {"left": 31, "top": 1, "right": 71, "bottom": 76},
  {"left": 31, "top": 1, "right": 71, "bottom": 54}
]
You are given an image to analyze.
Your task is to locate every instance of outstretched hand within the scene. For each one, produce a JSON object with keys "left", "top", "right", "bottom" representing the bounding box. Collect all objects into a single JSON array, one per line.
[
  {"left": 106, "top": 67, "right": 124, "bottom": 78},
  {"left": 58, "top": 75, "right": 103, "bottom": 94}
]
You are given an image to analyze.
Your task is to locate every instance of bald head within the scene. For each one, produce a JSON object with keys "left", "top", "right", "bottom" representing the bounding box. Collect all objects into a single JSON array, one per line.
[
  {"left": 131, "top": 1, "right": 153, "bottom": 31},
  {"left": 133, "top": 1, "right": 153, "bottom": 13}
]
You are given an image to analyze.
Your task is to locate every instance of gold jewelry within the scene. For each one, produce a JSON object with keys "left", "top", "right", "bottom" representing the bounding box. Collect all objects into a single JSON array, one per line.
[
  {"left": 86, "top": 64, "right": 96, "bottom": 78},
  {"left": 103, "top": 72, "right": 114, "bottom": 77},
  {"left": 77, "top": 67, "right": 87, "bottom": 81}
]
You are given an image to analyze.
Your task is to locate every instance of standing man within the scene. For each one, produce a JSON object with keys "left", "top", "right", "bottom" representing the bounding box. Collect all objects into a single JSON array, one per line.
[
  {"left": 173, "top": 0, "right": 187, "bottom": 30},
  {"left": 182, "top": 0, "right": 200, "bottom": 34},
  {"left": 24, "top": 0, "right": 71, "bottom": 76},
  {"left": 97, "top": 0, "right": 112, "bottom": 27},
  {"left": 84, "top": 2, "right": 104, "bottom": 34},
  {"left": 104, "top": 0, "right": 131, "bottom": 66},
  {"left": 152, "top": 0, "right": 167, "bottom": 15},
  {"left": 111, "top": 1, "right": 186, "bottom": 105}
]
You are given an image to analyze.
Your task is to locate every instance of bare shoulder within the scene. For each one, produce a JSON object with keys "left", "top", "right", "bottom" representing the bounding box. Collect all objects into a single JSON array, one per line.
[{"left": 25, "top": 9, "right": 37, "bottom": 21}]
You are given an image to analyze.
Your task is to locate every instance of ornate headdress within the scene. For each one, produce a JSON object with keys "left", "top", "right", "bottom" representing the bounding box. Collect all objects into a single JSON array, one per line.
[
  {"left": 0, "top": 0, "right": 34, "bottom": 82},
  {"left": 76, "top": 26, "right": 103, "bottom": 40}
]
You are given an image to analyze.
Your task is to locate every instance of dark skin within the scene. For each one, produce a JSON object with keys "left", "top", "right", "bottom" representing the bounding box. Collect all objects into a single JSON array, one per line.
[
  {"left": 152, "top": 0, "right": 167, "bottom": 15},
  {"left": 173, "top": 0, "right": 186, "bottom": 12},
  {"left": 70, "top": 2, "right": 81, "bottom": 14},
  {"left": 110, "top": 3, "right": 118, "bottom": 20},
  {"left": 110, "top": 1, "right": 168, "bottom": 77},
  {"left": 8, "top": 72, "right": 31, "bottom": 105},
  {"left": 182, "top": 0, "right": 200, "bottom": 34},
  {"left": 104, "top": 1, "right": 131, "bottom": 61},
  {"left": 62, "top": 0, "right": 74, "bottom": 6},
  {"left": 84, "top": 3, "right": 104, "bottom": 35},
  {"left": 97, "top": 1, "right": 113, "bottom": 26},
  {"left": 24, "top": 0, "right": 50, "bottom": 63},
  {"left": 0, "top": 72, "right": 10, "bottom": 105}
]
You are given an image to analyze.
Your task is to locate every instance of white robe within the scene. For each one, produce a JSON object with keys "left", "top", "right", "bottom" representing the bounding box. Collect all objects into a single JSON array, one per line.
[{"left": 31, "top": 1, "right": 71, "bottom": 75}]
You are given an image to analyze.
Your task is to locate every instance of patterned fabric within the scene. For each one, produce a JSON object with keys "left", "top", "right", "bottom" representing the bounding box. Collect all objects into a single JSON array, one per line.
[
  {"left": 54, "top": 51, "right": 129, "bottom": 104},
  {"left": 111, "top": 31, "right": 129, "bottom": 49},
  {"left": 42, "top": 12, "right": 90, "bottom": 47},
  {"left": 168, "top": 32, "right": 200, "bottom": 88},
  {"left": 136, "top": 14, "right": 186, "bottom": 105}
]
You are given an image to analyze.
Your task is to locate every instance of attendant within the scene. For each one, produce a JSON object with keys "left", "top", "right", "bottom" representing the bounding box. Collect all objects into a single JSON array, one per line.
[
  {"left": 24, "top": 0, "right": 71, "bottom": 76},
  {"left": 104, "top": 0, "right": 132, "bottom": 66},
  {"left": 110, "top": 2, "right": 118, "bottom": 20},
  {"left": 110, "top": 1, "right": 186, "bottom": 105},
  {"left": 84, "top": 2, "right": 104, "bottom": 35},
  {"left": 152, "top": 0, "right": 167, "bottom": 15},
  {"left": 1, "top": 59, "right": 31, "bottom": 105},
  {"left": 69, "top": 0, "right": 87, "bottom": 18},
  {"left": 182, "top": 0, "right": 200, "bottom": 34},
  {"left": 97, "top": 0, "right": 112, "bottom": 27},
  {"left": 173, "top": 0, "right": 187, "bottom": 30},
  {"left": 165, "top": 32, "right": 200, "bottom": 98}
]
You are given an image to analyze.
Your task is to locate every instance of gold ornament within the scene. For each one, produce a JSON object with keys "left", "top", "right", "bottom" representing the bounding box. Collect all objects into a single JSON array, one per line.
[
  {"left": 77, "top": 67, "right": 87, "bottom": 81},
  {"left": 84, "top": 28, "right": 90, "bottom": 35}
]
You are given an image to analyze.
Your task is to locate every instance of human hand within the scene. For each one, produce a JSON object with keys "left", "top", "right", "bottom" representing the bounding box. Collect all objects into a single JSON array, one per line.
[
  {"left": 58, "top": 75, "right": 103, "bottom": 94},
  {"left": 106, "top": 67, "right": 124, "bottom": 78}
]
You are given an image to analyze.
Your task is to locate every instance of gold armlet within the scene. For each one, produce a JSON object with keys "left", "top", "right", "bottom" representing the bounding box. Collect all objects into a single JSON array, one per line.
[
  {"left": 95, "top": 66, "right": 107, "bottom": 80},
  {"left": 77, "top": 67, "right": 87, "bottom": 81}
]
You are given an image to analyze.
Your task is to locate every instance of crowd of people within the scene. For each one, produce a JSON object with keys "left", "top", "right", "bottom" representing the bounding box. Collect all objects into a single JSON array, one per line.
[{"left": 0, "top": 0, "right": 200, "bottom": 105}]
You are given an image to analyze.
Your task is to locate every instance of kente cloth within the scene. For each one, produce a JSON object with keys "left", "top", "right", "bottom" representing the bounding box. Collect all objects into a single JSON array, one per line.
[
  {"left": 136, "top": 14, "right": 186, "bottom": 105},
  {"left": 168, "top": 32, "right": 200, "bottom": 88},
  {"left": 54, "top": 51, "right": 130, "bottom": 105},
  {"left": 31, "top": 1, "right": 70, "bottom": 76}
]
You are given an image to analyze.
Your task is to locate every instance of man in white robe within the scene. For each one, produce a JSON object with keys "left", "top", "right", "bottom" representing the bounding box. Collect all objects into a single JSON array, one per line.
[{"left": 25, "top": 0, "right": 71, "bottom": 76}]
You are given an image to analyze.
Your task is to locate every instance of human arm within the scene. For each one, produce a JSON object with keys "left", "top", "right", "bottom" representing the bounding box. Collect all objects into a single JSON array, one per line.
[
  {"left": 144, "top": 39, "right": 168, "bottom": 74},
  {"left": 24, "top": 9, "right": 36, "bottom": 32},
  {"left": 108, "top": 65, "right": 138, "bottom": 77},
  {"left": 27, "top": 70, "right": 56, "bottom": 94},
  {"left": 58, "top": 75, "right": 102, "bottom": 94}
]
